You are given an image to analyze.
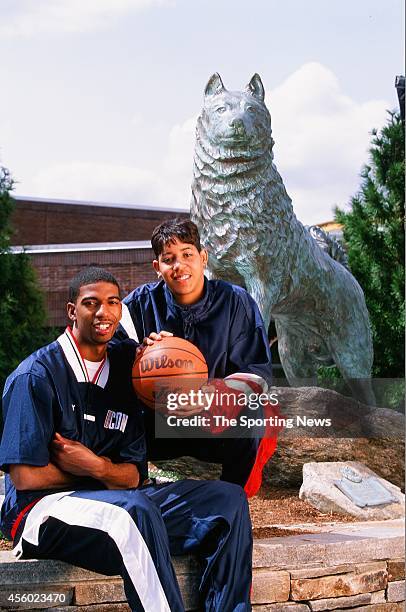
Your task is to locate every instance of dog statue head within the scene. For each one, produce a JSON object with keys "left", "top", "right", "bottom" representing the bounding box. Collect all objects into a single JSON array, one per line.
[{"left": 199, "top": 73, "right": 273, "bottom": 154}]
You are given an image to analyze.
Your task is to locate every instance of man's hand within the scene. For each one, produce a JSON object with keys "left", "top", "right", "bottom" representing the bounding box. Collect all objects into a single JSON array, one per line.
[
  {"left": 136, "top": 330, "right": 173, "bottom": 357},
  {"left": 135, "top": 331, "right": 205, "bottom": 416},
  {"left": 51, "top": 433, "right": 104, "bottom": 478}
]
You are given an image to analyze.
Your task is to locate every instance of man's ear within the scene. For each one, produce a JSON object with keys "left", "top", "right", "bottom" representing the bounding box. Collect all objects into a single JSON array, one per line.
[
  {"left": 152, "top": 260, "right": 161, "bottom": 277},
  {"left": 67, "top": 302, "right": 77, "bottom": 324},
  {"left": 201, "top": 249, "right": 208, "bottom": 267}
]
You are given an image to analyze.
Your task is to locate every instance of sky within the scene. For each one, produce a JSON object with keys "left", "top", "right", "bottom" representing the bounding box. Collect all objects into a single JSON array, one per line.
[{"left": 0, "top": 0, "right": 404, "bottom": 225}]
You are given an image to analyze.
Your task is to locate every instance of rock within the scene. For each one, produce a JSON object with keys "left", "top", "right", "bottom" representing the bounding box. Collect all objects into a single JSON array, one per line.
[
  {"left": 53, "top": 605, "right": 130, "bottom": 612},
  {"left": 349, "top": 604, "right": 404, "bottom": 611},
  {"left": 251, "top": 569, "right": 290, "bottom": 604},
  {"left": 154, "top": 387, "right": 405, "bottom": 489},
  {"left": 74, "top": 580, "right": 125, "bottom": 605},
  {"left": 308, "top": 590, "right": 385, "bottom": 610},
  {"left": 299, "top": 462, "right": 405, "bottom": 519},
  {"left": 386, "top": 580, "right": 405, "bottom": 603},
  {"left": 253, "top": 605, "right": 310, "bottom": 611},
  {"left": 265, "top": 386, "right": 404, "bottom": 489},
  {"left": 290, "top": 564, "right": 387, "bottom": 600},
  {"left": 388, "top": 560, "right": 405, "bottom": 582}
]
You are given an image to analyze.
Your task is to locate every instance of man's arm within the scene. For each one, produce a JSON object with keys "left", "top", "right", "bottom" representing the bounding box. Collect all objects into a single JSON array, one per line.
[
  {"left": 51, "top": 433, "right": 139, "bottom": 489},
  {"left": 9, "top": 463, "right": 79, "bottom": 491},
  {"left": 9, "top": 435, "right": 139, "bottom": 491},
  {"left": 1, "top": 370, "right": 139, "bottom": 492},
  {"left": 95, "top": 456, "right": 140, "bottom": 490}
]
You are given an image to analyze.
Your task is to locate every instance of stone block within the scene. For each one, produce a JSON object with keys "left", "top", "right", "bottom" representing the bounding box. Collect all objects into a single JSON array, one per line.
[
  {"left": 290, "top": 564, "right": 354, "bottom": 579},
  {"left": 252, "top": 604, "right": 310, "bottom": 611},
  {"left": 74, "top": 580, "right": 125, "bottom": 605},
  {"left": 0, "top": 554, "right": 115, "bottom": 585},
  {"left": 53, "top": 605, "right": 131, "bottom": 612},
  {"left": 388, "top": 560, "right": 405, "bottom": 581},
  {"left": 290, "top": 562, "right": 386, "bottom": 580},
  {"left": 371, "top": 590, "right": 391, "bottom": 603},
  {"left": 171, "top": 555, "right": 201, "bottom": 575},
  {"left": 0, "top": 585, "right": 73, "bottom": 609},
  {"left": 251, "top": 569, "right": 290, "bottom": 604},
  {"left": 253, "top": 528, "right": 404, "bottom": 570},
  {"left": 349, "top": 604, "right": 405, "bottom": 611},
  {"left": 386, "top": 580, "right": 405, "bottom": 603},
  {"left": 0, "top": 551, "right": 198, "bottom": 584},
  {"left": 309, "top": 590, "right": 386, "bottom": 610},
  {"left": 352, "top": 562, "right": 387, "bottom": 574},
  {"left": 176, "top": 573, "right": 200, "bottom": 610},
  {"left": 291, "top": 567, "right": 388, "bottom": 601}
]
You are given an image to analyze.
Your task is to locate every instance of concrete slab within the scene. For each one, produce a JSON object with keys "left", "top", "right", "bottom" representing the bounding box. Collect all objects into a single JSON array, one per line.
[
  {"left": 253, "top": 519, "right": 404, "bottom": 569},
  {"left": 263, "top": 518, "right": 405, "bottom": 535},
  {"left": 2, "top": 520, "right": 404, "bottom": 576}
]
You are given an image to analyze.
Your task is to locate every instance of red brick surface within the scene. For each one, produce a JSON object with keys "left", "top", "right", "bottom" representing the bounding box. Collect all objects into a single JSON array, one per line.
[
  {"left": 10, "top": 196, "right": 190, "bottom": 326},
  {"left": 10, "top": 197, "right": 188, "bottom": 246},
  {"left": 32, "top": 248, "right": 157, "bottom": 326}
]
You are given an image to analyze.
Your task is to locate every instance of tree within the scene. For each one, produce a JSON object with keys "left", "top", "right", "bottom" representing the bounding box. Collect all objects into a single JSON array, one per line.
[
  {"left": 335, "top": 112, "right": 405, "bottom": 377},
  {"left": 0, "top": 166, "right": 52, "bottom": 392}
]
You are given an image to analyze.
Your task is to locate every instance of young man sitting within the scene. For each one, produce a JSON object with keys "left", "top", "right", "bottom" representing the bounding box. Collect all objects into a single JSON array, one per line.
[
  {"left": 114, "top": 220, "right": 277, "bottom": 496},
  {"left": 0, "top": 267, "right": 253, "bottom": 612}
]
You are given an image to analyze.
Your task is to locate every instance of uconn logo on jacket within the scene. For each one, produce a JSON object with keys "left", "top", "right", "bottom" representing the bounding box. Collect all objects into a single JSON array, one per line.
[{"left": 104, "top": 410, "right": 129, "bottom": 433}]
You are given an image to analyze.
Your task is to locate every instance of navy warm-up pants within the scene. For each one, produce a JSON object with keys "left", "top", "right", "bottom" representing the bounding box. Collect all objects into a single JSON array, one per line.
[{"left": 14, "top": 480, "right": 252, "bottom": 612}]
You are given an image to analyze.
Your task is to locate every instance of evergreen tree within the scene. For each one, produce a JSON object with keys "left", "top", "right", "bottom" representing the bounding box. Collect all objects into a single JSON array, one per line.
[
  {"left": 0, "top": 166, "right": 51, "bottom": 392},
  {"left": 335, "top": 112, "right": 405, "bottom": 377}
]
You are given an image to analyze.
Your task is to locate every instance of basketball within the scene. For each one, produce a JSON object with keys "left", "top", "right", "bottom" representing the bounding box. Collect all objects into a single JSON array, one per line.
[{"left": 132, "top": 336, "right": 208, "bottom": 409}]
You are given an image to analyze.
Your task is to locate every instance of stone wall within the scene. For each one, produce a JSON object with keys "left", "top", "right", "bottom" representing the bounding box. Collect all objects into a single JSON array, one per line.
[{"left": 0, "top": 520, "right": 404, "bottom": 611}]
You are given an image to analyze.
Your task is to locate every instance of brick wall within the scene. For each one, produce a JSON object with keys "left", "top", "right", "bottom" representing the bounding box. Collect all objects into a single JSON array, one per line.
[
  {"left": 31, "top": 247, "right": 157, "bottom": 327},
  {"left": 10, "top": 196, "right": 190, "bottom": 326},
  {"left": 10, "top": 197, "right": 189, "bottom": 246}
]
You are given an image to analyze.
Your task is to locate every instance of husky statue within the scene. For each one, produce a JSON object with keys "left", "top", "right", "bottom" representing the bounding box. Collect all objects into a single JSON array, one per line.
[{"left": 191, "top": 73, "right": 375, "bottom": 405}]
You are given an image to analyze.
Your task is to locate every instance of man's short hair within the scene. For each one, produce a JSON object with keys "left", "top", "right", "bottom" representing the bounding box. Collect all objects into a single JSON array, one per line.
[
  {"left": 151, "top": 219, "right": 202, "bottom": 257},
  {"left": 68, "top": 267, "right": 121, "bottom": 303}
]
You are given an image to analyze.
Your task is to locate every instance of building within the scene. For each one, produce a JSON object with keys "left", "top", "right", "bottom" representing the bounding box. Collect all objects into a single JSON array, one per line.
[
  {"left": 10, "top": 196, "right": 189, "bottom": 327},
  {"left": 10, "top": 196, "right": 343, "bottom": 330},
  {"left": 316, "top": 220, "right": 343, "bottom": 242}
]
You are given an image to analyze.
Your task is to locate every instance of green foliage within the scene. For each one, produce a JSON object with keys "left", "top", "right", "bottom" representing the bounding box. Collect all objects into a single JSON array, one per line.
[
  {"left": 335, "top": 112, "right": 405, "bottom": 377},
  {"left": 0, "top": 167, "right": 52, "bottom": 393}
]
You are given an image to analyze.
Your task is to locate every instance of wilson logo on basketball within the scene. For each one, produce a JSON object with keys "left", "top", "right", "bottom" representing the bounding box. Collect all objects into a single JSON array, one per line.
[
  {"left": 140, "top": 355, "right": 194, "bottom": 372},
  {"left": 132, "top": 337, "right": 208, "bottom": 409}
]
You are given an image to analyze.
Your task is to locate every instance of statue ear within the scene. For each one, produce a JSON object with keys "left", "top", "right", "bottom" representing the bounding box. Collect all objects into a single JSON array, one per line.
[
  {"left": 246, "top": 73, "right": 265, "bottom": 101},
  {"left": 205, "top": 73, "right": 225, "bottom": 97}
]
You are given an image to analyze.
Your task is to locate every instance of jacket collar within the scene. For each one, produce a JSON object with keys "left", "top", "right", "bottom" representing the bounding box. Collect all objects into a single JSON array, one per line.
[
  {"left": 57, "top": 327, "right": 110, "bottom": 388},
  {"left": 163, "top": 277, "right": 213, "bottom": 321}
]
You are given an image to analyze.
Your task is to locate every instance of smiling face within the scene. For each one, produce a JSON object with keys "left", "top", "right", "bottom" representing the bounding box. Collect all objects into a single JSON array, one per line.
[
  {"left": 153, "top": 238, "right": 208, "bottom": 305},
  {"left": 67, "top": 281, "right": 122, "bottom": 360}
]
